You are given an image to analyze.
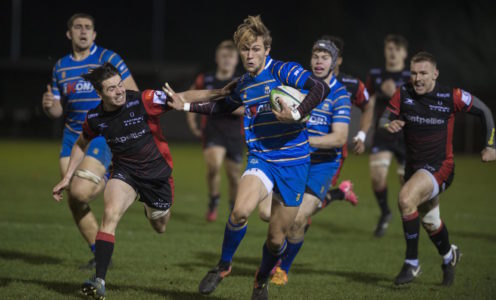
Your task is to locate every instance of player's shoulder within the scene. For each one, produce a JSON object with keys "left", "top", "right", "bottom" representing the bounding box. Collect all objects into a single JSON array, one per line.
[
  {"left": 270, "top": 58, "right": 303, "bottom": 75},
  {"left": 94, "top": 45, "right": 120, "bottom": 63},
  {"left": 53, "top": 55, "right": 72, "bottom": 71},
  {"left": 338, "top": 72, "right": 359, "bottom": 85}
]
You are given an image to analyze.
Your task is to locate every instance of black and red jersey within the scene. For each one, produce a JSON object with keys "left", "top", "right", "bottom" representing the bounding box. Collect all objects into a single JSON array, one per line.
[
  {"left": 83, "top": 90, "right": 173, "bottom": 180},
  {"left": 336, "top": 72, "right": 369, "bottom": 110},
  {"left": 194, "top": 71, "right": 242, "bottom": 138},
  {"left": 386, "top": 83, "right": 473, "bottom": 173},
  {"left": 366, "top": 67, "right": 410, "bottom": 127}
]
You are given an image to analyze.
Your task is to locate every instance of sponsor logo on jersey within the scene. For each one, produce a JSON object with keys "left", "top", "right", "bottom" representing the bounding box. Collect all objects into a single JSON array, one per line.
[
  {"left": 97, "top": 123, "right": 108, "bottom": 129},
  {"left": 308, "top": 115, "right": 327, "bottom": 126},
  {"left": 126, "top": 100, "right": 139, "bottom": 108},
  {"left": 250, "top": 158, "right": 259, "bottom": 164},
  {"left": 404, "top": 98, "right": 415, "bottom": 105},
  {"left": 153, "top": 91, "right": 167, "bottom": 105},
  {"left": 64, "top": 80, "right": 94, "bottom": 95},
  {"left": 123, "top": 115, "right": 144, "bottom": 127},
  {"left": 461, "top": 90, "right": 472, "bottom": 106},
  {"left": 341, "top": 77, "right": 358, "bottom": 84},
  {"left": 405, "top": 114, "right": 445, "bottom": 125},
  {"left": 88, "top": 113, "right": 99, "bottom": 119},
  {"left": 429, "top": 104, "right": 450, "bottom": 113},
  {"left": 337, "top": 110, "right": 347, "bottom": 115},
  {"left": 247, "top": 103, "right": 271, "bottom": 117},
  {"left": 110, "top": 129, "right": 146, "bottom": 144},
  {"left": 436, "top": 92, "right": 450, "bottom": 98}
]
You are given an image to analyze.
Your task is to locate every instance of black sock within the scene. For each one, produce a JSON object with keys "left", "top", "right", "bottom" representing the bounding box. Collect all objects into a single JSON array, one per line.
[
  {"left": 402, "top": 211, "right": 420, "bottom": 260},
  {"left": 329, "top": 188, "right": 345, "bottom": 201},
  {"left": 95, "top": 231, "right": 115, "bottom": 280},
  {"left": 374, "top": 187, "right": 390, "bottom": 215},
  {"left": 208, "top": 194, "right": 220, "bottom": 211},
  {"left": 427, "top": 221, "right": 451, "bottom": 256}
]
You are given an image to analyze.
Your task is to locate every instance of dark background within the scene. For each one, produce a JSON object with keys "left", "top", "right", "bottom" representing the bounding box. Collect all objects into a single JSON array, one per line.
[{"left": 1, "top": 0, "right": 495, "bottom": 151}]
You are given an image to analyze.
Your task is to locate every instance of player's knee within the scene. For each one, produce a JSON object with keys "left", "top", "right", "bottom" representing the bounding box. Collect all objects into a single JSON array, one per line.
[
  {"left": 69, "top": 184, "right": 93, "bottom": 203},
  {"left": 266, "top": 233, "right": 285, "bottom": 251},
  {"left": 67, "top": 197, "right": 91, "bottom": 219},
  {"left": 153, "top": 223, "right": 167, "bottom": 234},
  {"left": 206, "top": 162, "right": 222, "bottom": 177},
  {"left": 230, "top": 209, "right": 248, "bottom": 225},
  {"left": 289, "top": 215, "right": 307, "bottom": 235},
  {"left": 398, "top": 189, "right": 415, "bottom": 211},
  {"left": 421, "top": 206, "right": 441, "bottom": 233}
]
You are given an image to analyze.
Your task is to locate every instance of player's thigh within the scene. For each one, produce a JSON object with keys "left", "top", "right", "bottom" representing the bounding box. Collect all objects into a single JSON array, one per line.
[
  {"left": 224, "top": 157, "right": 242, "bottom": 181},
  {"left": 399, "top": 170, "right": 435, "bottom": 209},
  {"left": 231, "top": 174, "right": 269, "bottom": 222},
  {"left": 203, "top": 146, "right": 226, "bottom": 170},
  {"left": 70, "top": 156, "right": 106, "bottom": 201},
  {"left": 102, "top": 179, "right": 137, "bottom": 227},
  {"left": 258, "top": 192, "right": 273, "bottom": 222},
  {"left": 292, "top": 193, "right": 321, "bottom": 229},
  {"left": 369, "top": 151, "right": 393, "bottom": 179}
]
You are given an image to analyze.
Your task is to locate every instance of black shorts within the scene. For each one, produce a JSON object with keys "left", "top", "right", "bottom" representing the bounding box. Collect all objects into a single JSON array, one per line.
[
  {"left": 110, "top": 166, "right": 174, "bottom": 211},
  {"left": 404, "top": 163, "right": 454, "bottom": 198},
  {"left": 203, "top": 128, "right": 244, "bottom": 164},
  {"left": 371, "top": 129, "right": 406, "bottom": 165}
]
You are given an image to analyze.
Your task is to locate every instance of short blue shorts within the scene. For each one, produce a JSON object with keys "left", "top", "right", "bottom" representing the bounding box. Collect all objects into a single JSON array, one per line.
[
  {"left": 306, "top": 161, "right": 341, "bottom": 201},
  {"left": 243, "top": 155, "right": 309, "bottom": 207},
  {"left": 60, "top": 128, "right": 112, "bottom": 170}
]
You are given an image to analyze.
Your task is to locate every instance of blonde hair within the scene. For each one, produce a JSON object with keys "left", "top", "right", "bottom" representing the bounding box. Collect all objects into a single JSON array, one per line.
[{"left": 233, "top": 15, "right": 272, "bottom": 50}]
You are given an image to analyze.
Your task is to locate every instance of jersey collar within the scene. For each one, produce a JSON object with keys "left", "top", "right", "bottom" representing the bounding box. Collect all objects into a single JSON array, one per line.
[{"left": 69, "top": 44, "right": 98, "bottom": 61}]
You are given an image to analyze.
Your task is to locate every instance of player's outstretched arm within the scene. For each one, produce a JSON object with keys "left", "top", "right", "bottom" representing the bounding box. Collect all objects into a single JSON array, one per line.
[
  {"left": 309, "top": 123, "right": 349, "bottom": 149},
  {"left": 52, "top": 135, "right": 89, "bottom": 202},
  {"left": 467, "top": 96, "right": 496, "bottom": 162},
  {"left": 42, "top": 84, "right": 63, "bottom": 119},
  {"left": 353, "top": 96, "right": 375, "bottom": 154},
  {"left": 379, "top": 109, "right": 404, "bottom": 133}
]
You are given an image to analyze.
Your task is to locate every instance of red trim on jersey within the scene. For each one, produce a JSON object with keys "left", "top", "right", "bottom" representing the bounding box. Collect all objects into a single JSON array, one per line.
[
  {"left": 82, "top": 115, "right": 98, "bottom": 140},
  {"left": 354, "top": 80, "right": 367, "bottom": 108},
  {"left": 96, "top": 231, "right": 115, "bottom": 243},
  {"left": 365, "top": 74, "right": 375, "bottom": 96},
  {"left": 141, "top": 91, "right": 174, "bottom": 170},
  {"left": 433, "top": 114, "right": 455, "bottom": 185},
  {"left": 387, "top": 89, "right": 401, "bottom": 115},
  {"left": 452, "top": 88, "right": 473, "bottom": 112}
]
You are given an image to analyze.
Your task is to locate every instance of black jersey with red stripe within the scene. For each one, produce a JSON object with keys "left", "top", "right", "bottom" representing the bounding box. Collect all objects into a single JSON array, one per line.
[
  {"left": 386, "top": 83, "right": 473, "bottom": 172},
  {"left": 195, "top": 71, "right": 242, "bottom": 138},
  {"left": 366, "top": 67, "right": 410, "bottom": 126},
  {"left": 83, "top": 90, "right": 173, "bottom": 179},
  {"left": 336, "top": 72, "right": 369, "bottom": 109}
]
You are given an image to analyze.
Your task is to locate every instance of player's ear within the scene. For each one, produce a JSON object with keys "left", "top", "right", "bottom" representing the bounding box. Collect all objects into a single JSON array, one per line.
[
  {"left": 92, "top": 31, "right": 97, "bottom": 41},
  {"left": 66, "top": 30, "right": 72, "bottom": 41},
  {"left": 264, "top": 46, "right": 271, "bottom": 56},
  {"left": 433, "top": 68, "right": 439, "bottom": 80},
  {"left": 337, "top": 57, "right": 343, "bottom": 66}
]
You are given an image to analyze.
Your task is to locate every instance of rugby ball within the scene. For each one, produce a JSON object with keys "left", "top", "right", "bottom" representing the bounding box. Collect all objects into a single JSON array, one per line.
[{"left": 270, "top": 85, "right": 309, "bottom": 122}]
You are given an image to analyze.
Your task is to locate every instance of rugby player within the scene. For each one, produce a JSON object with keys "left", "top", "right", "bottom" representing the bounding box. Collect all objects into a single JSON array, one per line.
[
  {"left": 379, "top": 51, "right": 496, "bottom": 285},
  {"left": 268, "top": 39, "right": 351, "bottom": 286},
  {"left": 165, "top": 15, "right": 330, "bottom": 300},
  {"left": 42, "top": 13, "right": 138, "bottom": 269},
  {"left": 52, "top": 63, "right": 233, "bottom": 298},
  {"left": 366, "top": 34, "right": 411, "bottom": 237},
  {"left": 186, "top": 40, "right": 244, "bottom": 221}
]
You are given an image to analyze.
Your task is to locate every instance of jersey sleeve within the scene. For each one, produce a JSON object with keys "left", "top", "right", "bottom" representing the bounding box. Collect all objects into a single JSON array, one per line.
[
  {"left": 331, "top": 90, "right": 352, "bottom": 124},
  {"left": 272, "top": 61, "right": 311, "bottom": 89},
  {"left": 141, "top": 89, "right": 170, "bottom": 117},
  {"left": 453, "top": 88, "right": 473, "bottom": 113},
  {"left": 353, "top": 80, "right": 370, "bottom": 109},
  {"left": 386, "top": 88, "right": 401, "bottom": 116},
  {"left": 365, "top": 72, "right": 376, "bottom": 96},
  {"left": 101, "top": 49, "right": 131, "bottom": 80},
  {"left": 51, "top": 65, "right": 61, "bottom": 100},
  {"left": 82, "top": 116, "right": 98, "bottom": 141},
  {"left": 194, "top": 73, "right": 205, "bottom": 90}
]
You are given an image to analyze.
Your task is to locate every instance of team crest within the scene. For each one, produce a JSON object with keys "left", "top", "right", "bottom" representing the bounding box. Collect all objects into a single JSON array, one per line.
[
  {"left": 93, "top": 148, "right": 99, "bottom": 155},
  {"left": 322, "top": 103, "right": 329, "bottom": 110},
  {"left": 264, "top": 85, "right": 270, "bottom": 95},
  {"left": 61, "top": 71, "right": 66, "bottom": 79},
  {"left": 296, "top": 193, "right": 301, "bottom": 202},
  {"left": 243, "top": 92, "right": 248, "bottom": 99}
]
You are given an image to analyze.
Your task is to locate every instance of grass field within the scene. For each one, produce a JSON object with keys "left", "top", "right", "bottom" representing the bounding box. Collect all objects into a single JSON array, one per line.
[{"left": 0, "top": 140, "right": 495, "bottom": 299}]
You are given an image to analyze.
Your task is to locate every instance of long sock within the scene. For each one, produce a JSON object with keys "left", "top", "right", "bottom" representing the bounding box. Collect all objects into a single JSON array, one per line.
[
  {"left": 427, "top": 221, "right": 451, "bottom": 258},
  {"left": 402, "top": 211, "right": 420, "bottom": 263},
  {"left": 324, "top": 188, "right": 345, "bottom": 207},
  {"left": 208, "top": 194, "right": 220, "bottom": 211},
  {"left": 280, "top": 240, "right": 304, "bottom": 274},
  {"left": 374, "top": 187, "right": 390, "bottom": 215},
  {"left": 219, "top": 217, "right": 247, "bottom": 267},
  {"left": 95, "top": 231, "right": 115, "bottom": 280},
  {"left": 258, "top": 240, "right": 287, "bottom": 281}
]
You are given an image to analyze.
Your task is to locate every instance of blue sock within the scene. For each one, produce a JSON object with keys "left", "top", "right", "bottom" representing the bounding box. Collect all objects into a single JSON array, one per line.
[
  {"left": 280, "top": 240, "right": 304, "bottom": 273},
  {"left": 219, "top": 217, "right": 247, "bottom": 265},
  {"left": 258, "top": 240, "right": 287, "bottom": 281},
  {"left": 90, "top": 243, "right": 96, "bottom": 254}
]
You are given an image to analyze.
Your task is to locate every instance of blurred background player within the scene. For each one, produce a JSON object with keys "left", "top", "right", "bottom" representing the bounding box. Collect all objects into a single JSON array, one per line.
[
  {"left": 269, "top": 39, "right": 351, "bottom": 286},
  {"left": 41, "top": 13, "right": 138, "bottom": 269},
  {"left": 380, "top": 51, "right": 496, "bottom": 285},
  {"left": 52, "top": 63, "right": 233, "bottom": 298},
  {"left": 365, "top": 34, "right": 410, "bottom": 237},
  {"left": 186, "top": 40, "right": 244, "bottom": 221},
  {"left": 167, "top": 15, "right": 331, "bottom": 300}
]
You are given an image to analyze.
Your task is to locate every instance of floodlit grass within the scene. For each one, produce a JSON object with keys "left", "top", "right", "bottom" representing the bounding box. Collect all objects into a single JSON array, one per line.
[{"left": 0, "top": 141, "right": 495, "bottom": 299}]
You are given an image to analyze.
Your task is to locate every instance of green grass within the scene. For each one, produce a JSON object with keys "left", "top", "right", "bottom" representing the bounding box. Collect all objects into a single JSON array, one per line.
[{"left": 0, "top": 140, "right": 495, "bottom": 299}]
